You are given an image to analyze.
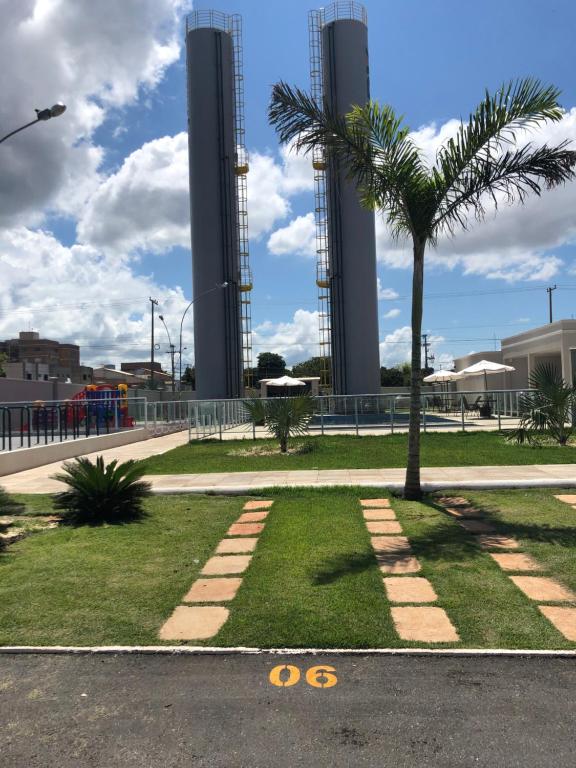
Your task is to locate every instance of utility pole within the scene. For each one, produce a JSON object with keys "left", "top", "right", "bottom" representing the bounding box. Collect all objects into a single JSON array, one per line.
[
  {"left": 421, "top": 334, "right": 434, "bottom": 370},
  {"left": 149, "top": 297, "right": 158, "bottom": 388},
  {"left": 169, "top": 344, "right": 176, "bottom": 394},
  {"left": 547, "top": 284, "right": 557, "bottom": 324}
]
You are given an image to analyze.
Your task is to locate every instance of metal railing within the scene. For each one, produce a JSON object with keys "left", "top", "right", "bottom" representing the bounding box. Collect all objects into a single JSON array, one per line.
[
  {"left": 0, "top": 389, "right": 534, "bottom": 452},
  {"left": 0, "top": 397, "right": 147, "bottom": 452},
  {"left": 180, "top": 390, "right": 529, "bottom": 441}
]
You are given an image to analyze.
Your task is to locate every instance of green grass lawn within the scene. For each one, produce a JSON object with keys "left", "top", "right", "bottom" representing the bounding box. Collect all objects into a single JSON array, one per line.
[
  {"left": 1, "top": 488, "right": 576, "bottom": 649},
  {"left": 141, "top": 432, "right": 576, "bottom": 475}
]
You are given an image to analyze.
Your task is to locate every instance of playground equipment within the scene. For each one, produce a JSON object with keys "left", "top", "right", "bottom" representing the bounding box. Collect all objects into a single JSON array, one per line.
[{"left": 65, "top": 384, "right": 133, "bottom": 430}]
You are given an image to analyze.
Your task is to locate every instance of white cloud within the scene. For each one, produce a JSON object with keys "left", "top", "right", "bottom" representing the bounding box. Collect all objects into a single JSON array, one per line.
[
  {"left": 383, "top": 308, "right": 401, "bottom": 319},
  {"left": 0, "top": 226, "right": 192, "bottom": 369},
  {"left": 375, "top": 108, "right": 576, "bottom": 282},
  {"left": 267, "top": 212, "right": 316, "bottom": 257},
  {"left": 0, "top": 0, "right": 186, "bottom": 229},
  {"left": 77, "top": 133, "right": 190, "bottom": 255},
  {"left": 379, "top": 326, "right": 412, "bottom": 366},
  {"left": 379, "top": 325, "right": 447, "bottom": 367},
  {"left": 252, "top": 309, "right": 319, "bottom": 365},
  {"left": 77, "top": 137, "right": 314, "bottom": 255},
  {"left": 377, "top": 279, "right": 399, "bottom": 300}
]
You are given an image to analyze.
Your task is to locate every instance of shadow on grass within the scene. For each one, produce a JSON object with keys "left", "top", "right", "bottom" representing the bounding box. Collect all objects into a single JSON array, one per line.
[
  {"left": 429, "top": 495, "right": 576, "bottom": 548},
  {"left": 311, "top": 552, "right": 376, "bottom": 585}
]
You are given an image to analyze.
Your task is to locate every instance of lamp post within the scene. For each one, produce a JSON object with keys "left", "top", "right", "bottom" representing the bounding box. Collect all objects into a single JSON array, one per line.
[
  {"left": 149, "top": 297, "right": 159, "bottom": 389},
  {"left": 0, "top": 103, "right": 67, "bottom": 145},
  {"left": 158, "top": 314, "right": 176, "bottom": 394},
  {"left": 178, "top": 282, "right": 228, "bottom": 389}
]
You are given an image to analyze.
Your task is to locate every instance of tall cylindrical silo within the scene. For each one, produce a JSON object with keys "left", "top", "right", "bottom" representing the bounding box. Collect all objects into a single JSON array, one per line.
[
  {"left": 319, "top": 3, "right": 381, "bottom": 395},
  {"left": 185, "top": 11, "right": 246, "bottom": 400}
]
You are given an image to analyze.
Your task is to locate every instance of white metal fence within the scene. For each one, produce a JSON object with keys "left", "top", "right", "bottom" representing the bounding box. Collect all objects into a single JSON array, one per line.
[{"left": 0, "top": 389, "right": 536, "bottom": 452}]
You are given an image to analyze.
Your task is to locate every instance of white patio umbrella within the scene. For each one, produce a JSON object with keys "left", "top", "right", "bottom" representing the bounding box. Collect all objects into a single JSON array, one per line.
[
  {"left": 265, "top": 375, "right": 306, "bottom": 387},
  {"left": 423, "top": 369, "right": 463, "bottom": 383},
  {"left": 457, "top": 360, "right": 515, "bottom": 390}
]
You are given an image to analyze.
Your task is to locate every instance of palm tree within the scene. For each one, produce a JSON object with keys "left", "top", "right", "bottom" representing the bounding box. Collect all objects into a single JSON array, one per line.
[
  {"left": 244, "top": 395, "right": 315, "bottom": 453},
  {"left": 268, "top": 78, "right": 576, "bottom": 499}
]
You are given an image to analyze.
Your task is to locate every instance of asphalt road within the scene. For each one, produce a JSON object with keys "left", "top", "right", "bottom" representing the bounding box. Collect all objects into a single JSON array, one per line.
[{"left": 1, "top": 652, "right": 575, "bottom": 767}]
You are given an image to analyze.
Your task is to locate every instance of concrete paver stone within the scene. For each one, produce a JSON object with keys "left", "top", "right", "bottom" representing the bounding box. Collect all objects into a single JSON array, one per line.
[
  {"left": 215, "top": 538, "right": 258, "bottom": 554},
  {"left": 554, "top": 495, "right": 576, "bottom": 504},
  {"left": 476, "top": 534, "right": 520, "bottom": 550},
  {"left": 444, "top": 507, "right": 485, "bottom": 519},
  {"left": 437, "top": 496, "right": 472, "bottom": 507},
  {"left": 201, "top": 555, "right": 252, "bottom": 575},
  {"left": 538, "top": 606, "right": 576, "bottom": 640},
  {"left": 243, "top": 500, "right": 274, "bottom": 510},
  {"left": 237, "top": 511, "right": 268, "bottom": 523},
  {"left": 370, "top": 536, "right": 412, "bottom": 553},
  {"left": 183, "top": 578, "right": 242, "bottom": 603},
  {"left": 378, "top": 555, "right": 422, "bottom": 574},
  {"left": 510, "top": 576, "right": 576, "bottom": 602},
  {"left": 391, "top": 607, "right": 459, "bottom": 642},
  {"left": 488, "top": 553, "right": 542, "bottom": 572},
  {"left": 383, "top": 577, "right": 437, "bottom": 603},
  {"left": 362, "top": 509, "right": 397, "bottom": 521},
  {"left": 366, "top": 521, "right": 403, "bottom": 535},
  {"left": 360, "top": 499, "right": 391, "bottom": 508},
  {"left": 159, "top": 606, "right": 229, "bottom": 640},
  {"left": 227, "top": 522, "right": 265, "bottom": 536}
]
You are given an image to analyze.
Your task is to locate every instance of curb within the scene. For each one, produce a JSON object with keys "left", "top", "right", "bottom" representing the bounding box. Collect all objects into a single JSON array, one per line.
[
  {"left": 148, "top": 479, "right": 576, "bottom": 495},
  {"left": 1, "top": 646, "right": 575, "bottom": 657}
]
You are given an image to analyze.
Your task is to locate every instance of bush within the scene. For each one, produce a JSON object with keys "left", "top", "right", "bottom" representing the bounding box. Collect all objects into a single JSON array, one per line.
[
  {"left": 508, "top": 363, "right": 576, "bottom": 446},
  {"left": 244, "top": 395, "right": 315, "bottom": 453},
  {"left": 52, "top": 456, "right": 152, "bottom": 525},
  {"left": 0, "top": 487, "right": 25, "bottom": 516}
]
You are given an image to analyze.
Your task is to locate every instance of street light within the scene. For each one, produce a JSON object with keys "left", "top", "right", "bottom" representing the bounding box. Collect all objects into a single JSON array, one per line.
[
  {"left": 178, "top": 282, "right": 228, "bottom": 388},
  {"left": 0, "top": 103, "right": 67, "bottom": 145},
  {"left": 158, "top": 314, "right": 176, "bottom": 394}
]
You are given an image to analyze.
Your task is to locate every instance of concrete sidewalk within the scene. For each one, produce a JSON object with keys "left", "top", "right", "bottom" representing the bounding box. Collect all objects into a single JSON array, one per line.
[
  {"left": 2, "top": 459, "right": 576, "bottom": 494},
  {"left": 0, "top": 430, "right": 190, "bottom": 493}
]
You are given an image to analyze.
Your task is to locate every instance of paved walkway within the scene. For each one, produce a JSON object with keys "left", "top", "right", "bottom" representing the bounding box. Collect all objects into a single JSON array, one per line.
[
  {"left": 0, "top": 430, "right": 190, "bottom": 493},
  {"left": 1, "top": 426, "right": 575, "bottom": 493}
]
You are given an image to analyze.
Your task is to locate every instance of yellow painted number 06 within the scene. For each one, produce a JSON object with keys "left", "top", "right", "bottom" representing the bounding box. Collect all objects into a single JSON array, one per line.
[{"left": 269, "top": 664, "right": 338, "bottom": 688}]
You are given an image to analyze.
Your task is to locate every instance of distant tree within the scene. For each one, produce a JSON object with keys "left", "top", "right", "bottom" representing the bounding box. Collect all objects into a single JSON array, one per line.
[
  {"left": 181, "top": 366, "right": 195, "bottom": 388},
  {"left": 0, "top": 352, "right": 6, "bottom": 378},
  {"left": 380, "top": 366, "right": 404, "bottom": 387},
  {"left": 256, "top": 352, "right": 287, "bottom": 382},
  {"left": 292, "top": 356, "right": 329, "bottom": 378}
]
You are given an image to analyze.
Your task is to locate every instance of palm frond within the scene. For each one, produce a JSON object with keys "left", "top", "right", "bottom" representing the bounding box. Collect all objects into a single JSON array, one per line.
[
  {"left": 432, "top": 78, "right": 575, "bottom": 234},
  {"left": 269, "top": 82, "right": 427, "bottom": 240},
  {"left": 432, "top": 141, "right": 576, "bottom": 234}
]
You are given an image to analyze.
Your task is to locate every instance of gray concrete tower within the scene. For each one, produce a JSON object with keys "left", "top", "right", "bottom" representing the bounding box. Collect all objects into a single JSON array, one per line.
[
  {"left": 185, "top": 11, "right": 253, "bottom": 400},
  {"left": 310, "top": 2, "right": 381, "bottom": 395}
]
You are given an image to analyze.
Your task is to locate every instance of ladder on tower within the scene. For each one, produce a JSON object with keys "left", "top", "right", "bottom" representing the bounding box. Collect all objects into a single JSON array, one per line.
[
  {"left": 230, "top": 14, "right": 253, "bottom": 390},
  {"left": 308, "top": 10, "right": 331, "bottom": 391}
]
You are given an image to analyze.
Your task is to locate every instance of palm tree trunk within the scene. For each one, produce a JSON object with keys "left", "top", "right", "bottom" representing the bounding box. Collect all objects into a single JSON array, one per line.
[{"left": 404, "top": 239, "right": 426, "bottom": 500}]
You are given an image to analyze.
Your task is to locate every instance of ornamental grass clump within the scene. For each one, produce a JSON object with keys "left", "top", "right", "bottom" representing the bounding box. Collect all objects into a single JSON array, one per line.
[
  {"left": 509, "top": 363, "right": 576, "bottom": 446},
  {"left": 244, "top": 395, "right": 315, "bottom": 453},
  {"left": 53, "top": 456, "right": 151, "bottom": 525}
]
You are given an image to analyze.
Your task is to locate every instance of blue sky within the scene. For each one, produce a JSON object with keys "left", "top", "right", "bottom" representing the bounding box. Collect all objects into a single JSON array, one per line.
[{"left": 1, "top": 0, "right": 575, "bottom": 372}]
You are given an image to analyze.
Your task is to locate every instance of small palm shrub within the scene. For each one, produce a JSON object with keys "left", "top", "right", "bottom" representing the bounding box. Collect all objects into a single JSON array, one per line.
[
  {"left": 0, "top": 487, "right": 25, "bottom": 516},
  {"left": 244, "top": 395, "right": 315, "bottom": 453},
  {"left": 52, "top": 456, "right": 152, "bottom": 525},
  {"left": 508, "top": 363, "right": 576, "bottom": 445}
]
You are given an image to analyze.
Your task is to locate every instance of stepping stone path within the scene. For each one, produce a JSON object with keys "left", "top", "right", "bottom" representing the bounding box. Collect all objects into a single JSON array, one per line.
[
  {"left": 437, "top": 495, "right": 576, "bottom": 643},
  {"left": 159, "top": 500, "right": 273, "bottom": 641},
  {"left": 360, "top": 499, "right": 459, "bottom": 643}
]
